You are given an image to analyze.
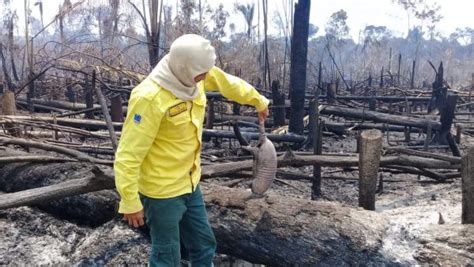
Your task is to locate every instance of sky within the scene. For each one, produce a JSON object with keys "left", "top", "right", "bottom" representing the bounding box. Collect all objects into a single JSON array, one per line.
[
  {"left": 307, "top": 0, "right": 473, "bottom": 39},
  {"left": 6, "top": 0, "right": 474, "bottom": 41}
]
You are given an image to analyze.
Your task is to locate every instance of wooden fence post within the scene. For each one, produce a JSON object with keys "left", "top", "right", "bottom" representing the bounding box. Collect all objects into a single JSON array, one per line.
[
  {"left": 359, "top": 129, "right": 382, "bottom": 210},
  {"left": 462, "top": 147, "right": 474, "bottom": 224}
]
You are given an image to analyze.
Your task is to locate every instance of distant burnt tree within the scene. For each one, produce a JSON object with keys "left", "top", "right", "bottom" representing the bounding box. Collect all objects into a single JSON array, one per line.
[{"left": 289, "top": 0, "right": 311, "bottom": 135}]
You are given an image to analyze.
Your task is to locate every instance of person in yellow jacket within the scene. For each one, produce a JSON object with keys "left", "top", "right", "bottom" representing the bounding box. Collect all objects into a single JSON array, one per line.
[{"left": 114, "top": 34, "right": 269, "bottom": 267}]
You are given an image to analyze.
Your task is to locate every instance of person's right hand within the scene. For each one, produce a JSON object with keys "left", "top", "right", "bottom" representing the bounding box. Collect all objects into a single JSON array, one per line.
[
  {"left": 123, "top": 209, "right": 145, "bottom": 228},
  {"left": 258, "top": 107, "right": 269, "bottom": 122}
]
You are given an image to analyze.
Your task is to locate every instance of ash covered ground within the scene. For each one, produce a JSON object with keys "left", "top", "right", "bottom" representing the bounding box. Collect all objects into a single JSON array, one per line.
[{"left": 1, "top": 131, "right": 473, "bottom": 266}]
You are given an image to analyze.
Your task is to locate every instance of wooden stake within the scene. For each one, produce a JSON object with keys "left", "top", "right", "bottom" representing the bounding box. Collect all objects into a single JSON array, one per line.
[
  {"left": 462, "top": 146, "right": 474, "bottom": 224},
  {"left": 456, "top": 124, "right": 462, "bottom": 144},
  {"left": 93, "top": 73, "right": 118, "bottom": 151},
  {"left": 397, "top": 53, "right": 402, "bottom": 86},
  {"left": 359, "top": 129, "right": 383, "bottom": 210},
  {"left": 312, "top": 119, "right": 323, "bottom": 200},
  {"left": 110, "top": 94, "right": 124, "bottom": 122},
  {"left": 308, "top": 97, "right": 317, "bottom": 148}
]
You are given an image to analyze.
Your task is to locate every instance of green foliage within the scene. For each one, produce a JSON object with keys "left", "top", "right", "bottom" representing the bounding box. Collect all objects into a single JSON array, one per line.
[{"left": 325, "top": 9, "right": 349, "bottom": 42}]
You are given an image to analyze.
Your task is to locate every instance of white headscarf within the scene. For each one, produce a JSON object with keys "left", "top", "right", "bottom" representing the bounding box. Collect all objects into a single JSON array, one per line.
[{"left": 149, "top": 34, "right": 216, "bottom": 101}]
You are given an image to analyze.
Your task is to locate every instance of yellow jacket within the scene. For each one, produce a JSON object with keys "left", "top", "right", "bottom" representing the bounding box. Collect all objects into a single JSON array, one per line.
[{"left": 114, "top": 66, "right": 269, "bottom": 214}]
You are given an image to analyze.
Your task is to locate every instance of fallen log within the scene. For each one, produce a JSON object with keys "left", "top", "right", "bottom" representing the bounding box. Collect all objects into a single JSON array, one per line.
[
  {"left": 206, "top": 91, "right": 432, "bottom": 102},
  {"left": 202, "top": 153, "right": 460, "bottom": 179},
  {"left": 325, "top": 121, "right": 408, "bottom": 134},
  {"left": 0, "top": 144, "right": 461, "bottom": 210},
  {"left": 0, "top": 115, "right": 305, "bottom": 143},
  {"left": 0, "top": 115, "right": 123, "bottom": 131},
  {"left": 0, "top": 166, "right": 114, "bottom": 210},
  {"left": 0, "top": 155, "right": 77, "bottom": 164},
  {"left": 320, "top": 105, "right": 442, "bottom": 130},
  {"left": 0, "top": 118, "right": 112, "bottom": 139},
  {"left": 0, "top": 161, "right": 118, "bottom": 226},
  {"left": 203, "top": 184, "right": 388, "bottom": 265},
  {"left": 0, "top": 136, "right": 113, "bottom": 165},
  {"left": 16, "top": 100, "right": 67, "bottom": 113},
  {"left": 203, "top": 129, "right": 305, "bottom": 143},
  {"left": 385, "top": 147, "right": 461, "bottom": 163},
  {"left": 17, "top": 97, "right": 101, "bottom": 111}
]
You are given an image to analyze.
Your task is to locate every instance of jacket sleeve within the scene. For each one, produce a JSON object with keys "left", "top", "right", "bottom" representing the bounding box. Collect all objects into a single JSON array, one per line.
[
  {"left": 203, "top": 66, "right": 269, "bottom": 112},
  {"left": 114, "top": 92, "right": 162, "bottom": 214}
]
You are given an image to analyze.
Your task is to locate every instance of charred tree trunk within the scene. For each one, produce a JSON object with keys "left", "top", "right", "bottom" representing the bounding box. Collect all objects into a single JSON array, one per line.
[
  {"left": 271, "top": 80, "right": 285, "bottom": 127},
  {"left": 428, "top": 62, "right": 446, "bottom": 114},
  {"left": 436, "top": 92, "right": 458, "bottom": 145},
  {"left": 85, "top": 72, "right": 95, "bottom": 119},
  {"left": 288, "top": 0, "right": 310, "bottom": 135}
]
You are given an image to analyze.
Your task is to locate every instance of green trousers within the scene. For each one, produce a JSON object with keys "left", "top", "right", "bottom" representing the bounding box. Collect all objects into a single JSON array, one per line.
[{"left": 141, "top": 185, "right": 216, "bottom": 267}]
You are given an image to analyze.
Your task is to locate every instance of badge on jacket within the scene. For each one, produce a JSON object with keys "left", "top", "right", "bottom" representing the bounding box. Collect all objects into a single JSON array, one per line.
[
  {"left": 133, "top": 114, "right": 141, "bottom": 124},
  {"left": 169, "top": 102, "right": 187, "bottom": 117}
]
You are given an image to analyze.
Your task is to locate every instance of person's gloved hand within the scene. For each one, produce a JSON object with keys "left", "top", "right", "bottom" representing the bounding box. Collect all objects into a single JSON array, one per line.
[
  {"left": 124, "top": 209, "right": 145, "bottom": 228},
  {"left": 258, "top": 107, "right": 269, "bottom": 122}
]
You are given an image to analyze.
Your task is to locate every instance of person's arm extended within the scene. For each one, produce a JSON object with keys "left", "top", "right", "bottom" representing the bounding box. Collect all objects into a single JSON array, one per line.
[
  {"left": 114, "top": 91, "right": 162, "bottom": 226},
  {"left": 204, "top": 66, "right": 269, "bottom": 120}
]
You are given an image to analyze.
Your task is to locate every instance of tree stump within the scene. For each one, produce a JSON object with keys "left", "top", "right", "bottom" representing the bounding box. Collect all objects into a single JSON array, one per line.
[
  {"left": 2, "top": 90, "right": 20, "bottom": 136},
  {"left": 359, "top": 129, "right": 383, "bottom": 210},
  {"left": 462, "top": 146, "right": 474, "bottom": 224}
]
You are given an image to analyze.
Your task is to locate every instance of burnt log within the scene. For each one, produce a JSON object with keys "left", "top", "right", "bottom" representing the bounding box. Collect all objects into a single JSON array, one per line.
[
  {"left": 320, "top": 105, "right": 441, "bottom": 130},
  {"left": 0, "top": 158, "right": 389, "bottom": 265},
  {"left": 0, "top": 161, "right": 117, "bottom": 226},
  {"left": 16, "top": 97, "right": 101, "bottom": 111},
  {"left": 204, "top": 184, "right": 388, "bottom": 265}
]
